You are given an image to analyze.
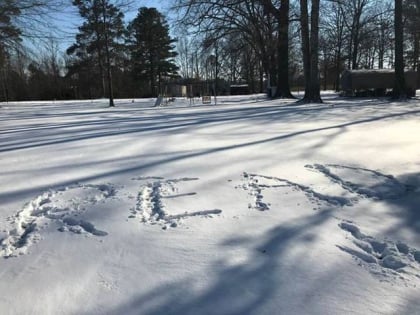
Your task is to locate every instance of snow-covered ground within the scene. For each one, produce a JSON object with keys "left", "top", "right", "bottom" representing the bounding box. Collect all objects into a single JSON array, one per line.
[{"left": 0, "top": 93, "right": 419, "bottom": 315}]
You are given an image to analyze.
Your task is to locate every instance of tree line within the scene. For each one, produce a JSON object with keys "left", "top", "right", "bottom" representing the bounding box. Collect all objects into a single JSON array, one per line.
[
  {"left": 0, "top": 0, "right": 178, "bottom": 104},
  {"left": 174, "top": 0, "right": 419, "bottom": 101},
  {"left": 0, "top": 0, "right": 419, "bottom": 103}
]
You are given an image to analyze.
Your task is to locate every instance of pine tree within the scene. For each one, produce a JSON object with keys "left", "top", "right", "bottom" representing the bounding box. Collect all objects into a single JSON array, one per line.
[
  {"left": 68, "top": 0, "right": 125, "bottom": 106},
  {"left": 127, "top": 7, "right": 178, "bottom": 97}
]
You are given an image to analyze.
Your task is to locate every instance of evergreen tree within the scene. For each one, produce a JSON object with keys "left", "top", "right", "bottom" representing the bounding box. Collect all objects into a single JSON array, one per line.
[
  {"left": 68, "top": 0, "right": 125, "bottom": 106},
  {"left": 127, "top": 7, "right": 178, "bottom": 97}
]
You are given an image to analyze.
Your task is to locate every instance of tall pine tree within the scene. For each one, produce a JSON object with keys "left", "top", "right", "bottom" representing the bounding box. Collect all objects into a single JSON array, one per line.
[
  {"left": 67, "top": 0, "right": 125, "bottom": 106},
  {"left": 127, "top": 7, "right": 178, "bottom": 97}
]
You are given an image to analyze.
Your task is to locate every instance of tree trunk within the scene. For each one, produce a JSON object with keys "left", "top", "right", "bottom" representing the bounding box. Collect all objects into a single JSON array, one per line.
[
  {"left": 413, "top": 33, "right": 420, "bottom": 88},
  {"left": 105, "top": 41, "right": 114, "bottom": 107},
  {"left": 393, "top": 0, "right": 407, "bottom": 99},
  {"left": 275, "top": 0, "right": 294, "bottom": 98},
  {"left": 300, "top": 0, "right": 311, "bottom": 98},
  {"left": 299, "top": 0, "right": 322, "bottom": 103},
  {"left": 98, "top": 55, "right": 106, "bottom": 98},
  {"left": 214, "top": 43, "right": 218, "bottom": 100},
  {"left": 351, "top": 22, "right": 361, "bottom": 69},
  {"left": 416, "top": 0, "right": 420, "bottom": 87},
  {"left": 259, "top": 61, "right": 264, "bottom": 93},
  {"left": 413, "top": 33, "right": 419, "bottom": 71},
  {"left": 309, "top": 0, "right": 321, "bottom": 101},
  {"left": 259, "top": 0, "right": 294, "bottom": 98},
  {"left": 335, "top": 49, "right": 342, "bottom": 92},
  {"left": 378, "top": 25, "right": 386, "bottom": 69},
  {"left": 102, "top": 0, "right": 114, "bottom": 107}
]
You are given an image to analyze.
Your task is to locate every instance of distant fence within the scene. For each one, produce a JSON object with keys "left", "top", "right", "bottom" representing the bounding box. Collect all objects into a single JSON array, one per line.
[{"left": 340, "top": 69, "right": 418, "bottom": 96}]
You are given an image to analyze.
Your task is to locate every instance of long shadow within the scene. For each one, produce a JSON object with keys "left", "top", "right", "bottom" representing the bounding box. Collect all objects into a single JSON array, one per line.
[
  {"left": 100, "top": 210, "right": 335, "bottom": 315},
  {"left": 383, "top": 171, "right": 420, "bottom": 239},
  {"left": 1, "top": 99, "right": 419, "bottom": 153},
  {"left": 398, "top": 295, "right": 420, "bottom": 315},
  {"left": 1, "top": 107, "right": 419, "bottom": 204},
  {"left": 2, "top": 99, "right": 418, "bottom": 313}
]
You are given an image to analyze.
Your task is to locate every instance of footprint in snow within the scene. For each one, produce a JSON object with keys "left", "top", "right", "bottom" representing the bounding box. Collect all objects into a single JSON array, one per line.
[
  {"left": 238, "top": 172, "right": 353, "bottom": 211},
  {"left": 131, "top": 176, "right": 222, "bottom": 229},
  {"left": 0, "top": 184, "right": 113, "bottom": 258},
  {"left": 338, "top": 220, "right": 420, "bottom": 283}
]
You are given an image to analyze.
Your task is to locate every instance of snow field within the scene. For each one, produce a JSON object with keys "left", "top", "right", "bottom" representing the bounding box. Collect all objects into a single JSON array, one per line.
[{"left": 0, "top": 94, "right": 419, "bottom": 314}]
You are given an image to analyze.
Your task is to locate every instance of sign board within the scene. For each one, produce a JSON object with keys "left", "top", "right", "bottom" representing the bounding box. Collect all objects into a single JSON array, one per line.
[{"left": 202, "top": 96, "right": 211, "bottom": 104}]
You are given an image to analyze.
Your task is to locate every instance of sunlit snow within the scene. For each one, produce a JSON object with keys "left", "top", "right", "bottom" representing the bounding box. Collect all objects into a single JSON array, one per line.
[{"left": 0, "top": 92, "right": 419, "bottom": 314}]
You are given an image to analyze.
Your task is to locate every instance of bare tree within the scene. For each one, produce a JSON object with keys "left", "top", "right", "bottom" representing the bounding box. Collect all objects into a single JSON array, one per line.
[
  {"left": 13, "top": 1, "right": 68, "bottom": 42},
  {"left": 173, "top": 0, "right": 293, "bottom": 97},
  {"left": 41, "top": 39, "right": 64, "bottom": 99},
  {"left": 347, "top": 0, "right": 370, "bottom": 69},
  {"left": 319, "top": 0, "right": 395, "bottom": 94},
  {"left": 326, "top": 0, "right": 387, "bottom": 70},
  {"left": 320, "top": 1, "right": 346, "bottom": 91}
]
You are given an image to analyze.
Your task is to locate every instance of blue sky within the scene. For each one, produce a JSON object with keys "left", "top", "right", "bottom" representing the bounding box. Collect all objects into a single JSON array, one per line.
[{"left": 50, "top": 0, "right": 172, "bottom": 53}]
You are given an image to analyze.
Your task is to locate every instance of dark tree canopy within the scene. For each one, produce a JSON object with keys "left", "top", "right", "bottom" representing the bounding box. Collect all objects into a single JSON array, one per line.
[
  {"left": 127, "top": 7, "right": 178, "bottom": 97},
  {"left": 67, "top": 0, "right": 125, "bottom": 105}
]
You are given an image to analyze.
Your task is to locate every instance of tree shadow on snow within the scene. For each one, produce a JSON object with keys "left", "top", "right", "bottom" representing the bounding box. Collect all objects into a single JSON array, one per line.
[
  {"left": 1, "top": 98, "right": 419, "bottom": 154},
  {"left": 1, "top": 99, "right": 420, "bottom": 206},
  {"left": 383, "top": 171, "right": 420, "bottom": 241},
  {"left": 99, "top": 210, "right": 344, "bottom": 315}
]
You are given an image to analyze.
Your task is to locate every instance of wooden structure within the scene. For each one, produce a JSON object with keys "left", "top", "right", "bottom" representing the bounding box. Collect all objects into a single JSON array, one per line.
[
  {"left": 230, "top": 84, "right": 250, "bottom": 95},
  {"left": 340, "top": 69, "right": 417, "bottom": 96}
]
